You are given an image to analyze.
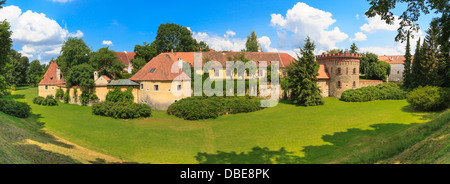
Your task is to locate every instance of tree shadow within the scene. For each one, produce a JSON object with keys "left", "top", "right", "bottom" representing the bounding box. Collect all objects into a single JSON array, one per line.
[
  {"left": 88, "top": 158, "right": 140, "bottom": 164},
  {"left": 401, "top": 105, "right": 437, "bottom": 121},
  {"left": 2, "top": 94, "right": 25, "bottom": 100},
  {"left": 195, "top": 123, "right": 422, "bottom": 164}
]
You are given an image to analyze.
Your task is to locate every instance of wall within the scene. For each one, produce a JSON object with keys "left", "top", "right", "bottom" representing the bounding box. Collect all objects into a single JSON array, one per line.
[
  {"left": 317, "top": 79, "right": 330, "bottom": 97},
  {"left": 359, "top": 80, "right": 384, "bottom": 88},
  {"left": 139, "top": 81, "right": 191, "bottom": 110},
  {"left": 388, "top": 64, "right": 404, "bottom": 82},
  {"left": 318, "top": 55, "right": 360, "bottom": 98},
  {"left": 38, "top": 85, "right": 58, "bottom": 98}
]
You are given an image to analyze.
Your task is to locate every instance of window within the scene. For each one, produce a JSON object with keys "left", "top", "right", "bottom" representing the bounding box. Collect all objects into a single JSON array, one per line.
[
  {"left": 177, "top": 84, "right": 182, "bottom": 91},
  {"left": 154, "top": 85, "right": 159, "bottom": 91},
  {"left": 353, "top": 68, "right": 356, "bottom": 74},
  {"left": 353, "top": 81, "right": 356, "bottom": 88},
  {"left": 226, "top": 70, "right": 232, "bottom": 77},
  {"left": 52, "top": 87, "right": 54, "bottom": 90},
  {"left": 337, "top": 81, "right": 341, "bottom": 88},
  {"left": 337, "top": 68, "right": 342, "bottom": 75},
  {"left": 214, "top": 69, "right": 220, "bottom": 77},
  {"left": 258, "top": 70, "right": 263, "bottom": 77},
  {"left": 140, "top": 84, "right": 144, "bottom": 90},
  {"left": 346, "top": 68, "right": 348, "bottom": 75},
  {"left": 397, "top": 71, "right": 400, "bottom": 74},
  {"left": 149, "top": 68, "right": 156, "bottom": 73},
  {"left": 45, "top": 85, "right": 48, "bottom": 90}
]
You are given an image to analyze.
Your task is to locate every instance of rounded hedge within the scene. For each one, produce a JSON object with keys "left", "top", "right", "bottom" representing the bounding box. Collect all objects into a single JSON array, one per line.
[
  {"left": 341, "top": 83, "right": 407, "bottom": 102},
  {"left": 92, "top": 101, "right": 152, "bottom": 119},
  {"left": 0, "top": 99, "right": 31, "bottom": 118},
  {"left": 167, "top": 96, "right": 263, "bottom": 120},
  {"left": 33, "top": 96, "right": 58, "bottom": 106},
  {"left": 406, "top": 86, "right": 450, "bottom": 111}
]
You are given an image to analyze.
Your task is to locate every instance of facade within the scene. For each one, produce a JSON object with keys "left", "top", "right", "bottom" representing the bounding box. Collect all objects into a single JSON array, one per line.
[
  {"left": 378, "top": 55, "right": 410, "bottom": 82},
  {"left": 39, "top": 51, "right": 383, "bottom": 110}
]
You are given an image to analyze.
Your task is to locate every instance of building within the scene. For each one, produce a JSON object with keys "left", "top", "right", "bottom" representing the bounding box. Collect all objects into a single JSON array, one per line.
[
  {"left": 115, "top": 51, "right": 136, "bottom": 73},
  {"left": 39, "top": 51, "right": 383, "bottom": 110},
  {"left": 378, "top": 55, "right": 410, "bottom": 82}
]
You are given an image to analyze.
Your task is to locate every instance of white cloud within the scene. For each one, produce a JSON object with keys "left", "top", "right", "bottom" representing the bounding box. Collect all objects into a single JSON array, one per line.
[
  {"left": 270, "top": 2, "right": 348, "bottom": 51},
  {"left": 349, "top": 32, "right": 367, "bottom": 42},
  {"left": 360, "top": 15, "right": 400, "bottom": 33},
  {"left": 0, "top": 5, "right": 83, "bottom": 62},
  {"left": 102, "top": 40, "right": 113, "bottom": 46},
  {"left": 224, "top": 30, "right": 236, "bottom": 38},
  {"left": 356, "top": 14, "right": 360, "bottom": 20},
  {"left": 192, "top": 31, "right": 246, "bottom": 52}
]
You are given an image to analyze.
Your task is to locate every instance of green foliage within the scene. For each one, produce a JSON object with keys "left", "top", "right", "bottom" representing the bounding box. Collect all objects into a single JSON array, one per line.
[
  {"left": 350, "top": 43, "right": 359, "bottom": 54},
  {"left": 0, "top": 20, "right": 12, "bottom": 75},
  {"left": 55, "top": 88, "right": 64, "bottom": 100},
  {"left": 286, "top": 36, "right": 323, "bottom": 106},
  {"left": 154, "top": 23, "right": 199, "bottom": 52},
  {"left": 33, "top": 96, "right": 58, "bottom": 106},
  {"left": 341, "top": 83, "right": 407, "bottom": 102},
  {"left": 90, "top": 47, "right": 125, "bottom": 78},
  {"left": 105, "top": 87, "right": 134, "bottom": 103},
  {"left": 92, "top": 101, "right": 151, "bottom": 119},
  {"left": 360, "top": 52, "right": 389, "bottom": 81},
  {"left": 403, "top": 31, "right": 413, "bottom": 88},
  {"left": 131, "top": 57, "right": 147, "bottom": 75},
  {"left": 245, "top": 31, "right": 259, "bottom": 52},
  {"left": 0, "top": 99, "right": 31, "bottom": 118},
  {"left": 167, "top": 96, "right": 263, "bottom": 120},
  {"left": 27, "top": 60, "right": 44, "bottom": 87},
  {"left": 73, "top": 88, "right": 78, "bottom": 103},
  {"left": 66, "top": 63, "right": 95, "bottom": 90},
  {"left": 134, "top": 41, "right": 159, "bottom": 62},
  {"left": 5, "top": 50, "right": 29, "bottom": 86},
  {"left": 56, "top": 37, "right": 91, "bottom": 75},
  {"left": 326, "top": 49, "right": 343, "bottom": 54},
  {"left": 63, "top": 88, "right": 70, "bottom": 103},
  {"left": 406, "top": 86, "right": 450, "bottom": 111}
]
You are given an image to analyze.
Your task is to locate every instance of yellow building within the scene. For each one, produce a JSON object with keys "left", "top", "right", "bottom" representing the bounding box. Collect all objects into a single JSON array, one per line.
[{"left": 38, "top": 61, "right": 65, "bottom": 98}]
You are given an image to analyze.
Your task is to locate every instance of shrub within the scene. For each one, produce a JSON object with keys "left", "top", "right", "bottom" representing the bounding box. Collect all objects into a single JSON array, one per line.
[
  {"left": 106, "top": 87, "right": 134, "bottom": 103},
  {"left": 167, "top": 96, "right": 263, "bottom": 120},
  {"left": 0, "top": 99, "right": 31, "bottom": 118},
  {"left": 63, "top": 88, "right": 70, "bottom": 103},
  {"left": 407, "top": 86, "right": 450, "bottom": 111},
  {"left": 55, "top": 88, "right": 64, "bottom": 100},
  {"left": 92, "top": 101, "right": 151, "bottom": 119},
  {"left": 341, "top": 83, "right": 407, "bottom": 102},
  {"left": 33, "top": 96, "right": 58, "bottom": 106}
]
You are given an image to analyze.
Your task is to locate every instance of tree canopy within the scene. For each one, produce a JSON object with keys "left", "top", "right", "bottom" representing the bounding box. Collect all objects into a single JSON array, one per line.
[
  {"left": 154, "top": 23, "right": 199, "bottom": 52},
  {"left": 56, "top": 37, "right": 91, "bottom": 75},
  {"left": 350, "top": 43, "right": 359, "bottom": 54},
  {"left": 27, "top": 60, "right": 44, "bottom": 87},
  {"left": 245, "top": 31, "right": 260, "bottom": 52},
  {"left": 360, "top": 52, "right": 390, "bottom": 81},
  {"left": 0, "top": 20, "right": 12, "bottom": 96},
  {"left": 90, "top": 47, "right": 125, "bottom": 79}
]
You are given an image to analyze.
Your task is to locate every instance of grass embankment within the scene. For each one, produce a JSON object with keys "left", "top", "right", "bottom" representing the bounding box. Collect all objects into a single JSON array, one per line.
[{"left": 1, "top": 87, "right": 442, "bottom": 164}]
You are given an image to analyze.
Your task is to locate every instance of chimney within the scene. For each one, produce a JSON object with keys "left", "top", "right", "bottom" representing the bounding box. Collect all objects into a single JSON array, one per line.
[
  {"left": 178, "top": 58, "right": 183, "bottom": 69},
  {"left": 258, "top": 46, "right": 262, "bottom": 52},
  {"left": 56, "top": 68, "right": 61, "bottom": 80},
  {"left": 171, "top": 49, "right": 174, "bottom": 53},
  {"left": 94, "top": 71, "right": 99, "bottom": 81}
]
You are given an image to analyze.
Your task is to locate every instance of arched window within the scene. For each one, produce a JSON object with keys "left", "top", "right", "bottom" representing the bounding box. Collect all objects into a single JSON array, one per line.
[
  {"left": 337, "top": 68, "right": 341, "bottom": 75},
  {"left": 353, "top": 68, "right": 356, "bottom": 74},
  {"left": 353, "top": 81, "right": 356, "bottom": 88},
  {"left": 337, "top": 81, "right": 341, "bottom": 88}
]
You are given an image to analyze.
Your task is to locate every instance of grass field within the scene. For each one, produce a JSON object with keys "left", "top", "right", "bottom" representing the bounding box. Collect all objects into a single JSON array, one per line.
[{"left": 0, "top": 87, "right": 440, "bottom": 164}]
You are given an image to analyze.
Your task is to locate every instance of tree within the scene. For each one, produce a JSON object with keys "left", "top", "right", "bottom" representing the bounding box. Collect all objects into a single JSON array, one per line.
[
  {"left": 0, "top": 0, "right": 5, "bottom": 8},
  {"left": 90, "top": 47, "right": 125, "bottom": 79},
  {"left": 154, "top": 23, "right": 198, "bottom": 52},
  {"left": 134, "top": 41, "right": 159, "bottom": 62},
  {"left": 360, "top": 52, "right": 389, "bottom": 81},
  {"left": 350, "top": 43, "right": 359, "bottom": 54},
  {"left": 0, "top": 20, "right": 12, "bottom": 96},
  {"left": 196, "top": 41, "right": 210, "bottom": 52},
  {"left": 286, "top": 37, "right": 323, "bottom": 106},
  {"left": 403, "top": 31, "right": 413, "bottom": 88},
  {"left": 130, "top": 57, "right": 147, "bottom": 75},
  {"left": 410, "top": 39, "right": 424, "bottom": 88},
  {"left": 326, "top": 49, "right": 343, "bottom": 54},
  {"left": 56, "top": 37, "right": 91, "bottom": 75},
  {"left": 27, "top": 60, "right": 44, "bottom": 87},
  {"left": 5, "top": 50, "right": 29, "bottom": 86},
  {"left": 245, "top": 31, "right": 259, "bottom": 52},
  {"left": 65, "top": 63, "right": 95, "bottom": 91}
]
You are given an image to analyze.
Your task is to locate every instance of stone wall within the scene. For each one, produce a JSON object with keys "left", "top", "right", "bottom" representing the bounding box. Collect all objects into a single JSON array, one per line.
[
  {"left": 389, "top": 63, "right": 404, "bottom": 82},
  {"left": 359, "top": 80, "right": 384, "bottom": 88}
]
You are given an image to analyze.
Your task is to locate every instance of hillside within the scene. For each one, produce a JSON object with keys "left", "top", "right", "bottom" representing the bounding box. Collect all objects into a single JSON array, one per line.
[{"left": 0, "top": 112, "right": 124, "bottom": 164}]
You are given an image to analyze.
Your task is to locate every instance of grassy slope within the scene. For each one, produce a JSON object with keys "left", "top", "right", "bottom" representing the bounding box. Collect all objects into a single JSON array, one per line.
[{"left": 2, "top": 87, "right": 440, "bottom": 164}]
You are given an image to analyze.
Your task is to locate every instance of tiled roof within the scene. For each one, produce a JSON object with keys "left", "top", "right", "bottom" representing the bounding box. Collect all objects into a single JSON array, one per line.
[
  {"left": 201, "top": 51, "right": 295, "bottom": 68},
  {"left": 115, "top": 51, "right": 136, "bottom": 66},
  {"left": 130, "top": 54, "right": 191, "bottom": 81},
  {"left": 378, "top": 55, "right": 412, "bottom": 64},
  {"left": 107, "top": 79, "right": 139, "bottom": 86},
  {"left": 318, "top": 64, "right": 330, "bottom": 79},
  {"left": 39, "top": 61, "right": 66, "bottom": 86},
  {"left": 101, "top": 75, "right": 111, "bottom": 82}
]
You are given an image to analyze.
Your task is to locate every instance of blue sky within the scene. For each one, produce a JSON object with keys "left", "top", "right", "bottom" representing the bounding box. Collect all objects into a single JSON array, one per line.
[{"left": 1, "top": 0, "right": 439, "bottom": 63}]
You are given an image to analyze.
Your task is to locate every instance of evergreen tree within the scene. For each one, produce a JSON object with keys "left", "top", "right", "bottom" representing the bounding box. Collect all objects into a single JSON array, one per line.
[
  {"left": 286, "top": 37, "right": 323, "bottom": 106},
  {"left": 245, "top": 31, "right": 259, "bottom": 52},
  {"left": 403, "top": 31, "right": 412, "bottom": 88},
  {"left": 410, "top": 39, "right": 423, "bottom": 88},
  {"left": 350, "top": 43, "right": 359, "bottom": 54}
]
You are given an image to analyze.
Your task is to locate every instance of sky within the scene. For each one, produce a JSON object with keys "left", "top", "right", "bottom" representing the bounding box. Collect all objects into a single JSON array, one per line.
[{"left": 0, "top": 0, "right": 440, "bottom": 64}]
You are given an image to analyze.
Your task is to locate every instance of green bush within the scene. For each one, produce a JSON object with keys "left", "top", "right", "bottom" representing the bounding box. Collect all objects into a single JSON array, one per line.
[
  {"left": 55, "top": 88, "right": 64, "bottom": 100},
  {"left": 33, "top": 96, "right": 58, "bottom": 106},
  {"left": 341, "top": 83, "right": 407, "bottom": 102},
  {"left": 406, "top": 86, "right": 450, "bottom": 111},
  {"left": 92, "top": 101, "right": 151, "bottom": 119},
  {"left": 167, "top": 96, "right": 263, "bottom": 120},
  {"left": 63, "top": 88, "right": 70, "bottom": 104},
  {"left": 0, "top": 99, "right": 31, "bottom": 118},
  {"left": 106, "top": 87, "right": 134, "bottom": 103}
]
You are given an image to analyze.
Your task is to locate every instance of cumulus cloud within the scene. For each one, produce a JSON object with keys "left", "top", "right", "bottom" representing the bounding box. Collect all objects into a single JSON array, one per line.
[
  {"left": 360, "top": 15, "right": 400, "bottom": 33},
  {"left": 360, "top": 30, "right": 424, "bottom": 55},
  {"left": 102, "top": 40, "right": 113, "bottom": 46},
  {"left": 224, "top": 30, "right": 236, "bottom": 38},
  {"left": 270, "top": 2, "right": 348, "bottom": 51},
  {"left": 192, "top": 31, "right": 246, "bottom": 52},
  {"left": 349, "top": 32, "right": 367, "bottom": 42},
  {"left": 0, "top": 5, "right": 83, "bottom": 63}
]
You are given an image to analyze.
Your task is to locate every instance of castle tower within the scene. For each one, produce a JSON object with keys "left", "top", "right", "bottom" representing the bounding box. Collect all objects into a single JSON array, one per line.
[{"left": 316, "top": 52, "right": 361, "bottom": 97}]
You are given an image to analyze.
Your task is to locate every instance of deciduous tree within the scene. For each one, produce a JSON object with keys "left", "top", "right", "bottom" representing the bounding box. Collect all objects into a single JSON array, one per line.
[
  {"left": 90, "top": 47, "right": 125, "bottom": 79},
  {"left": 245, "top": 31, "right": 259, "bottom": 52},
  {"left": 27, "top": 60, "right": 44, "bottom": 87}
]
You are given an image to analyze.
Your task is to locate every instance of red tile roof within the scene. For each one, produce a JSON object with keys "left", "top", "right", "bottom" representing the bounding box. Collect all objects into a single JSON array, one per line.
[
  {"left": 318, "top": 64, "right": 330, "bottom": 79},
  {"left": 130, "top": 54, "right": 191, "bottom": 81},
  {"left": 101, "top": 75, "right": 111, "bottom": 82},
  {"left": 378, "top": 55, "right": 412, "bottom": 64},
  {"left": 39, "top": 61, "right": 66, "bottom": 86},
  {"left": 115, "top": 51, "right": 136, "bottom": 66}
]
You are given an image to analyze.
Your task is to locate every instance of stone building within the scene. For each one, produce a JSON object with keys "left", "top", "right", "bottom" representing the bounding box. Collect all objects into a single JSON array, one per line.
[{"left": 378, "top": 55, "right": 411, "bottom": 82}]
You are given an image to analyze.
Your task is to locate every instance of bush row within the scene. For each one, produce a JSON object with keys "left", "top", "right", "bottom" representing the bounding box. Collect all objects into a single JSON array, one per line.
[
  {"left": 0, "top": 99, "right": 31, "bottom": 118},
  {"left": 407, "top": 86, "right": 450, "bottom": 111},
  {"left": 92, "top": 101, "right": 151, "bottom": 119},
  {"left": 33, "top": 95, "right": 58, "bottom": 106},
  {"left": 167, "top": 96, "right": 263, "bottom": 120},
  {"left": 340, "top": 83, "right": 407, "bottom": 102}
]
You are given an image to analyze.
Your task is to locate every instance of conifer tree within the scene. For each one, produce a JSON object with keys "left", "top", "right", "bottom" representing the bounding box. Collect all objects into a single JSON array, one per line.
[
  {"left": 245, "top": 31, "right": 259, "bottom": 52},
  {"left": 410, "top": 39, "right": 424, "bottom": 88},
  {"left": 403, "top": 31, "right": 412, "bottom": 88},
  {"left": 350, "top": 43, "right": 359, "bottom": 54},
  {"left": 287, "top": 37, "right": 323, "bottom": 106}
]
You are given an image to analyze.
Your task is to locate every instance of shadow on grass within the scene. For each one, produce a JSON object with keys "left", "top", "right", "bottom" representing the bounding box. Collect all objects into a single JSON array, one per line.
[
  {"left": 196, "top": 112, "right": 431, "bottom": 164},
  {"left": 88, "top": 158, "right": 140, "bottom": 164},
  {"left": 2, "top": 94, "right": 25, "bottom": 100}
]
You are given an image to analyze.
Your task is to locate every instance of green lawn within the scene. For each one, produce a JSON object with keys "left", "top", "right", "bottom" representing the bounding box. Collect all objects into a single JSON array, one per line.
[{"left": 2, "top": 87, "right": 437, "bottom": 164}]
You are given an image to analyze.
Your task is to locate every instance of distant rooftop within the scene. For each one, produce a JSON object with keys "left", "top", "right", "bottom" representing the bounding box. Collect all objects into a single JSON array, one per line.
[{"left": 107, "top": 79, "right": 139, "bottom": 86}]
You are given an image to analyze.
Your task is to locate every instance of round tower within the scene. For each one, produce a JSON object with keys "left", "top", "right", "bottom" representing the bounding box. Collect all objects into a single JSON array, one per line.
[{"left": 316, "top": 52, "right": 361, "bottom": 98}]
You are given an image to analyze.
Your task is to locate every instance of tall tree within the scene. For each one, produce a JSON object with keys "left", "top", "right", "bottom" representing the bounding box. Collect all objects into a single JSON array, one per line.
[
  {"left": 196, "top": 41, "right": 210, "bottom": 52},
  {"left": 27, "top": 60, "right": 44, "bottom": 87},
  {"left": 154, "top": 23, "right": 198, "bottom": 52},
  {"left": 350, "top": 43, "right": 359, "bottom": 54},
  {"left": 90, "top": 47, "right": 125, "bottom": 79},
  {"left": 0, "top": 20, "right": 12, "bottom": 96},
  {"left": 0, "top": 0, "right": 5, "bottom": 8},
  {"left": 130, "top": 57, "right": 146, "bottom": 75},
  {"left": 56, "top": 37, "right": 91, "bottom": 75},
  {"left": 245, "top": 31, "right": 259, "bottom": 52},
  {"left": 410, "top": 39, "right": 423, "bottom": 88},
  {"left": 360, "top": 52, "right": 390, "bottom": 81},
  {"left": 5, "top": 50, "right": 29, "bottom": 86},
  {"left": 403, "top": 31, "right": 413, "bottom": 88},
  {"left": 65, "top": 63, "right": 95, "bottom": 90},
  {"left": 287, "top": 37, "right": 323, "bottom": 106},
  {"left": 134, "top": 41, "right": 159, "bottom": 62}
]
